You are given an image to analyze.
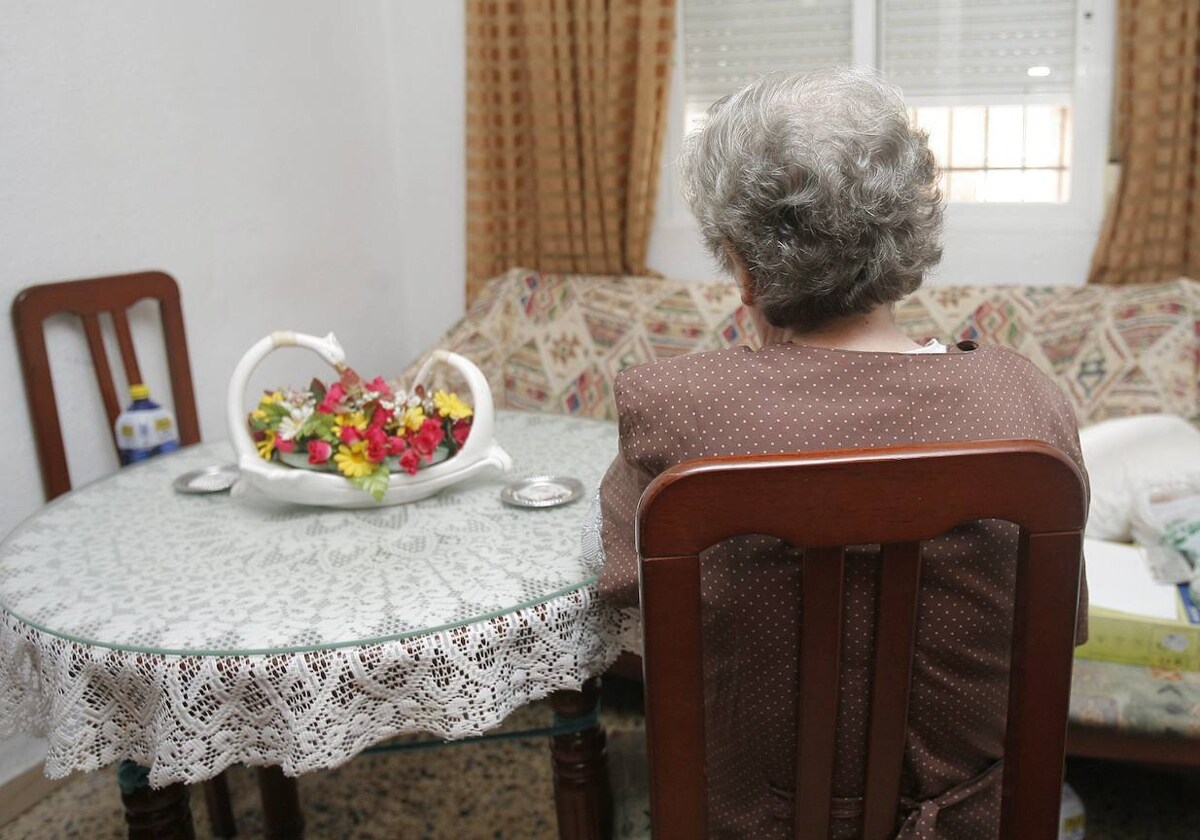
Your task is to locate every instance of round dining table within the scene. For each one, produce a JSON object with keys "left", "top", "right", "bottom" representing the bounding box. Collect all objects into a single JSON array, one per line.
[{"left": 0, "top": 410, "right": 632, "bottom": 838}]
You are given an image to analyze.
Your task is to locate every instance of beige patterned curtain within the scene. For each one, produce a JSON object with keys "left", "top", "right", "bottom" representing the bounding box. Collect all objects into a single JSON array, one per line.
[
  {"left": 1089, "top": 0, "right": 1200, "bottom": 285},
  {"left": 466, "top": 0, "right": 676, "bottom": 301}
]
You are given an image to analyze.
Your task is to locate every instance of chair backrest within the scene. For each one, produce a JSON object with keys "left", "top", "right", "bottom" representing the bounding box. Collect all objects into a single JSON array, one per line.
[
  {"left": 635, "top": 440, "right": 1087, "bottom": 840},
  {"left": 13, "top": 270, "right": 200, "bottom": 501}
]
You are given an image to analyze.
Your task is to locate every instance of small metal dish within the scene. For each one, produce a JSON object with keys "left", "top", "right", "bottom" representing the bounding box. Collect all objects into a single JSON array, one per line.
[
  {"left": 173, "top": 464, "right": 241, "bottom": 495},
  {"left": 500, "top": 475, "right": 584, "bottom": 509}
]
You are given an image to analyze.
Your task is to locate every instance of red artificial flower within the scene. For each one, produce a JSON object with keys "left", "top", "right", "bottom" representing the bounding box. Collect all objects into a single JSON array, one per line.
[
  {"left": 399, "top": 447, "right": 421, "bottom": 475},
  {"left": 365, "top": 376, "right": 393, "bottom": 399},
  {"left": 369, "top": 406, "right": 393, "bottom": 429},
  {"left": 365, "top": 438, "right": 387, "bottom": 464},
  {"left": 318, "top": 383, "right": 346, "bottom": 414},
  {"left": 364, "top": 427, "right": 388, "bottom": 463},
  {"left": 339, "top": 425, "right": 362, "bottom": 444},
  {"left": 412, "top": 417, "right": 445, "bottom": 458},
  {"left": 386, "top": 435, "right": 407, "bottom": 456},
  {"left": 452, "top": 418, "right": 471, "bottom": 447},
  {"left": 276, "top": 437, "right": 296, "bottom": 454},
  {"left": 307, "top": 440, "right": 332, "bottom": 465}
]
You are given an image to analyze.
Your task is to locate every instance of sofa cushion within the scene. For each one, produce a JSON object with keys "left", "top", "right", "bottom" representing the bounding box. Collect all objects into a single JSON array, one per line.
[
  {"left": 1070, "top": 658, "right": 1200, "bottom": 738},
  {"left": 409, "top": 269, "right": 1200, "bottom": 427}
]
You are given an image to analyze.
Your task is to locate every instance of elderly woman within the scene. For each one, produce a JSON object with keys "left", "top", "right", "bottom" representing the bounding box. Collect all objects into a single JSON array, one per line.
[{"left": 588, "top": 68, "right": 1086, "bottom": 838}]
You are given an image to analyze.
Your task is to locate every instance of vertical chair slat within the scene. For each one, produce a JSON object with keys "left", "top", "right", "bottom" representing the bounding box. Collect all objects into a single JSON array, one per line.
[
  {"left": 110, "top": 309, "right": 143, "bottom": 388},
  {"left": 641, "top": 553, "right": 708, "bottom": 840},
  {"left": 795, "top": 546, "right": 845, "bottom": 840},
  {"left": 81, "top": 314, "right": 122, "bottom": 436},
  {"left": 862, "top": 541, "right": 924, "bottom": 839},
  {"left": 158, "top": 292, "right": 200, "bottom": 446},
  {"left": 1000, "top": 529, "right": 1083, "bottom": 839}
]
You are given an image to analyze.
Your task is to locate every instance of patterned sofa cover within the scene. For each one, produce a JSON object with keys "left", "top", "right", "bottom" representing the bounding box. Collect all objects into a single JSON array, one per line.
[{"left": 412, "top": 268, "right": 1200, "bottom": 744}]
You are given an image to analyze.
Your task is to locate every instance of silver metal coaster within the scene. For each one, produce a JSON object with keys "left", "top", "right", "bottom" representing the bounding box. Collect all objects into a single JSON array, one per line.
[
  {"left": 173, "top": 464, "right": 241, "bottom": 495},
  {"left": 500, "top": 475, "right": 584, "bottom": 508}
]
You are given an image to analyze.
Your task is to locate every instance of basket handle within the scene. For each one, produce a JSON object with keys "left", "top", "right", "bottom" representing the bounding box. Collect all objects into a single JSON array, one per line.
[{"left": 227, "top": 331, "right": 347, "bottom": 462}]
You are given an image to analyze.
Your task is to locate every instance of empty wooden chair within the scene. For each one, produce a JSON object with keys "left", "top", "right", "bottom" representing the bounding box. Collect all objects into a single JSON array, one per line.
[{"left": 13, "top": 270, "right": 200, "bottom": 500}]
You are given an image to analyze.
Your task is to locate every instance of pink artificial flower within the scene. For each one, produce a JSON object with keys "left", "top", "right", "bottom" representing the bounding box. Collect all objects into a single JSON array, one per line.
[
  {"left": 307, "top": 440, "right": 332, "bottom": 465},
  {"left": 452, "top": 418, "right": 471, "bottom": 447},
  {"left": 399, "top": 447, "right": 421, "bottom": 475},
  {"left": 339, "top": 425, "right": 362, "bottom": 444},
  {"left": 276, "top": 437, "right": 296, "bottom": 454},
  {"left": 386, "top": 435, "right": 407, "bottom": 457},
  {"left": 318, "top": 383, "right": 346, "bottom": 414}
]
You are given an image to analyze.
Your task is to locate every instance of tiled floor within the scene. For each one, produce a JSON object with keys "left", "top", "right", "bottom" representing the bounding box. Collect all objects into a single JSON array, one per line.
[{"left": 2, "top": 682, "right": 1196, "bottom": 839}]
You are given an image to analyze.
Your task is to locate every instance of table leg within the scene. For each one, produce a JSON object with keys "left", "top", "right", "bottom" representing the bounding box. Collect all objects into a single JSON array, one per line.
[
  {"left": 203, "top": 773, "right": 238, "bottom": 837},
  {"left": 117, "top": 760, "right": 195, "bottom": 839},
  {"left": 550, "top": 678, "right": 612, "bottom": 840},
  {"left": 257, "top": 765, "right": 305, "bottom": 839}
]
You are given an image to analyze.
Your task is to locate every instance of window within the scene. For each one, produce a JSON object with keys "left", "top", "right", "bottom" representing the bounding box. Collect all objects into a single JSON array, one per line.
[{"left": 681, "top": 0, "right": 1092, "bottom": 204}]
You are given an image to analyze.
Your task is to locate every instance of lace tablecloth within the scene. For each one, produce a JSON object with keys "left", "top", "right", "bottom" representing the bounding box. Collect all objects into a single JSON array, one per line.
[{"left": 0, "top": 411, "right": 635, "bottom": 786}]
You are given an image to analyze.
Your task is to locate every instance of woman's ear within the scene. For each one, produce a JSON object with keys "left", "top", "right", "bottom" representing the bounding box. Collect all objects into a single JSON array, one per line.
[{"left": 723, "top": 243, "right": 755, "bottom": 306}]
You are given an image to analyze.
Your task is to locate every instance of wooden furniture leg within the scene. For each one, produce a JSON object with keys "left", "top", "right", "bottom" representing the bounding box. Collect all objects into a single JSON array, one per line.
[
  {"left": 550, "top": 678, "right": 611, "bottom": 840},
  {"left": 118, "top": 761, "right": 195, "bottom": 840},
  {"left": 1067, "top": 725, "right": 1200, "bottom": 768},
  {"left": 203, "top": 774, "right": 238, "bottom": 837},
  {"left": 257, "top": 766, "right": 305, "bottom": 839}
]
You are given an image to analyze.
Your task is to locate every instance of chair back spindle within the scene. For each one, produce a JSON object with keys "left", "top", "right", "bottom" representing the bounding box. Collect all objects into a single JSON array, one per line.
[{"left": 635, "top": 440, "right": 1086, "bottom": 839}]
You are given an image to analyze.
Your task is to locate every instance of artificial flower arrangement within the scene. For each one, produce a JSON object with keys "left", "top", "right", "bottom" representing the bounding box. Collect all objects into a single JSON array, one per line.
[{"left": 247, "top": 366, "right": 474, "bottom": 502}]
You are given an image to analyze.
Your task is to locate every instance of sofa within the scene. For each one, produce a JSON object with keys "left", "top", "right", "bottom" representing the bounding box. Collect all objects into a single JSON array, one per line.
[{"left": 410, "top": 268, "right": 1200, "bottom": 766}]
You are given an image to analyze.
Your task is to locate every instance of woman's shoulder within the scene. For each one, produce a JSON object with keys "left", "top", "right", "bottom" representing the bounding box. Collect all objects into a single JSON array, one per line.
[{"left": 614, "top": 345, "right": 752, "bottom": 401}]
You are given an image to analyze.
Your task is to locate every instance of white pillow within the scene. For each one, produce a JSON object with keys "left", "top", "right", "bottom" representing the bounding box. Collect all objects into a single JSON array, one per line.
[{"left": 1079, "top": 414, "right": 1200, "bottom": 541}]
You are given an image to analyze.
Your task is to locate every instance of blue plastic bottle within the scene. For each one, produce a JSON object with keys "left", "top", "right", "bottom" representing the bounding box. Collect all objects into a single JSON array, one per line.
[{"left": 114, "top": 383, "right": 180, "bottom": 465}]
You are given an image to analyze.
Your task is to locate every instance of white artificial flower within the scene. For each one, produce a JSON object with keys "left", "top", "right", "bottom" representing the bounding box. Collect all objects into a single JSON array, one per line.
[{"left": 277, "top": 405, "right": 313, "bottom": 441}]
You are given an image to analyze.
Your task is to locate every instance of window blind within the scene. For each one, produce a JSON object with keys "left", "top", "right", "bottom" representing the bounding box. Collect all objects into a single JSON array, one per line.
[
  {"left": 683, "top": 0, "right": 853, "bottom": 117},
  {"left": 880, "top": 0, "right": 1077, "bottom": 100}
]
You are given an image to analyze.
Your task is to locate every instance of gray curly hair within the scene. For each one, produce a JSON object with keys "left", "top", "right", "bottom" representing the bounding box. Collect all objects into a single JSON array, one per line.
[{"left": 680, "top": 67, "right": 943, "bottom": 331}]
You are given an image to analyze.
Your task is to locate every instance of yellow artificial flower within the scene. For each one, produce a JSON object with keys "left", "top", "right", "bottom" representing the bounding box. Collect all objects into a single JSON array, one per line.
[
  {"left": 258, "top": 390, "right": 283, "bottom": 408},
  {"left": 403, "top": 405, "right": 426, "bottom": 432},
  {"left": 433, "top": 390, "right": 473, "bottom": 421},
  {"left": 256, "top": 429, "right": 277, "bottom": 460},
  {"left": 333, "top": 412, "right": 368, "bottom": 439},
  {"left": 334, "top": 442, "right": 375, "bottom": 479},
  {"left": 251, "top": 408, "right": 268, "bottom": 422}
]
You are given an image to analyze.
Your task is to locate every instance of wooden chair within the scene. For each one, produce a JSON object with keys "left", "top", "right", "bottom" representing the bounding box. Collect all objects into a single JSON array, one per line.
[
  {"left": 634, "top": 440, "right": 1087, "bottom": 839},
  {"left": 13, "top": 271, "right": 200, "bottom": 500},
  {"left": 11, "top": 271, "right": 236, "bottom": 834}
]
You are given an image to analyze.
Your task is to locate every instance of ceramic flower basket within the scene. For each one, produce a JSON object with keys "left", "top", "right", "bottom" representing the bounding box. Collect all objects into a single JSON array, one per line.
[{"left": 227, "top": 331, "right": 512, "bottom": 508}]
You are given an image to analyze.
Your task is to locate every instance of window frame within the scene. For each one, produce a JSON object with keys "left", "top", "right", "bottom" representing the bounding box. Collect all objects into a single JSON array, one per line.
[{"left": 659, "top": 0, "right": 1115, "bottom": 234}]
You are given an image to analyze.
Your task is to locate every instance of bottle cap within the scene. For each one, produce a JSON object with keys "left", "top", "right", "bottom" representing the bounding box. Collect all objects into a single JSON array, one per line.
[{"left": 129, "top": 383, "right": 150, "bottom": 400}]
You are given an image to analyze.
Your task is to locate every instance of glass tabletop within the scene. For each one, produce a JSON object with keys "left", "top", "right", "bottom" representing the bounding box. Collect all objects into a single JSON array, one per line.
[{"left": 0, "top": 411, "right": 617, "bottom": 657}]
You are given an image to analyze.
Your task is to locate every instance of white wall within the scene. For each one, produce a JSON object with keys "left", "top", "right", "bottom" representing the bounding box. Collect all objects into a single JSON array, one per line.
[
  {"left": 0, "top": 0, "right": 465, "bottom": 789},
  {"left": 383, "top": 2, "right": 466, "bottom": 362}
]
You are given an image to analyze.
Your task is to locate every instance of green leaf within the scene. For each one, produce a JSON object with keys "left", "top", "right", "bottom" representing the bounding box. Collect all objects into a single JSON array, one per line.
[
  {"left": 309, "top": 378, "right": 327, "bottom": 404},
  {"left": 350, "top": 464, "right": 391, "bottom": 502},
  {"left": 302, "top": 412, "right": 336, "bottom": 441},
  {"left": 262, "top": 402, "right": 290, "bottom": 424}
]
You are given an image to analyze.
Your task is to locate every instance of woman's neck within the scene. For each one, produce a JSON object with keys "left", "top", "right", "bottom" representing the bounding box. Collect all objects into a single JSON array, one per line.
[{"left": 752, "top": 303, "right": 924, "bottom": 353}]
